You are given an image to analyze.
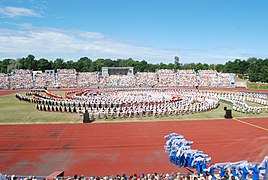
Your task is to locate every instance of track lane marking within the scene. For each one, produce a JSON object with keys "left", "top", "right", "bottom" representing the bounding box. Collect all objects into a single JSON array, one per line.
[{"left": 233, "top": 118, "right": 268, "bottom": 132}]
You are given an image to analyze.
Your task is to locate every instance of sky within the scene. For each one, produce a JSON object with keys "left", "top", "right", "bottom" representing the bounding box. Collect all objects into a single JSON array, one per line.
[{"left": 0, "top": 0, "right": 268, "bottom": 64}]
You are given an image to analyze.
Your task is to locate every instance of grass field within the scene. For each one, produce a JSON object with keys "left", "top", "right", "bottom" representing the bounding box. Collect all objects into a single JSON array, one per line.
[
  {"left": 234, "top": 76, "right": 268, "bottom": 90},
  {"left": 0, "top": 91, "right": 268, "bottom": 124},
  {"left": 247, "top": 81, "right": 268, "bottom": 90}
]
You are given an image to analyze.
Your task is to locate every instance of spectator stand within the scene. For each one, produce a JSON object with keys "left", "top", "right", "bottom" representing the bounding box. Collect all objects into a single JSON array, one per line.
[
  {"left": 0, "top": 73, "right": 10, "bottom": 90},
  {"left": 10, "top": 69, "right": 34, "bottom": 89},
  {"left": 57, "top": 69, "right": 78, "bottom": 88}
]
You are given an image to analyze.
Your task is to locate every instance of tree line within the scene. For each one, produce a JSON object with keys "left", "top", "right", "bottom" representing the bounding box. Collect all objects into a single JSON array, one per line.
[{"left": 0, "top": 55, "right": 267, "bottom": 82}]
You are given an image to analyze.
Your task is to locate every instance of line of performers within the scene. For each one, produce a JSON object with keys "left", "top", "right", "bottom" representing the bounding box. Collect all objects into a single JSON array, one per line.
[
  {"left": 217, "top": 91, "right": 268, "bottom": 114},
  {"left": 164, "top": 133, "right": 267, "bottom": 180}
]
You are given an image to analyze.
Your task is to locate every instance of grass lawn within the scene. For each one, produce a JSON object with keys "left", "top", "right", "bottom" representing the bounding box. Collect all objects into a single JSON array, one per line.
[
  {"left": 234, "top": 76, "right": 245, "bottom": 82},
  {"left": 247, "top": 82, "right": 268, "bottom": 90},
  {"left": 0, "top": 93, "right": 82, "bottom": 124},
  {"left": 0, "top": 92, "right": 267, "bottom": 124}
]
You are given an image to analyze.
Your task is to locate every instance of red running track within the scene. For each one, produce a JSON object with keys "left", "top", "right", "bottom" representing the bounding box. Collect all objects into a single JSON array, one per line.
[{"left": 0, "top": 118, "right": 267, "bottom": 177}]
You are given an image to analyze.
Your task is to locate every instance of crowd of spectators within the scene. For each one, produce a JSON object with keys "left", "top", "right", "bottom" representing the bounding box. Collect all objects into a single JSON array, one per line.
[
  {"left": 198, "top": 70, "right": 231, "bottom": 88},
  {"left": 217, "top": 73, "right": 232, "bottom": 87},
  {"left": 156, "top": 69, "right": 178, "bottom": 87},
  {"left": 177, "top": 70, "right": 197, "bottom": 87},
  {"left": 10, "top": 69, "right": 33, "bottom": 89},
  {"left": 198, "top": 70, "right": 218, "bottom": 87},
  {"left": 0, "top": 73, "right": 9, "bottom": 89},
  {"left": 78, "top": 72, "right": 100, "bottom": 87},
  {"left": 0, "top": 69, "right": 236, "bottom": 90},
  {"left": 0, "top": 172, "right": 226, "bottom": 180},
  {"left": 105, "top": 75, "right": 136, "bottom": 87},
  {"left": 33, "top": 72, "right": 56, "bottom": 89},
  {"left": 136, "top": 72, "right": 158, "bottom": 87},
  {"left": 57, "top": 69, "right": 78, "bottom": 88},
  {"left": 3, "top": 164, "right": 267, "bottom": 180}
]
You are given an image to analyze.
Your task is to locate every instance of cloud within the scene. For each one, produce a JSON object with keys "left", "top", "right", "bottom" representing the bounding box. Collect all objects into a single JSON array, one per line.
[
  {"left": 0, "top": 27, "right": 178, "bottom": 62},
  {"left": 19, "top": 23, "right": 33, "bottom": 29},
  {"left": 0, "top": 6, "right": 40, "bottom": 18},
  {"left": 0, "top": 26, "right": 264, "bottom": 64}
]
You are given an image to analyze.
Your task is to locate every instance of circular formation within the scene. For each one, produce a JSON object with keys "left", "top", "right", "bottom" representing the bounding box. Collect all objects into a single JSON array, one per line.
[
  {"left": 14, "top": 87, "right": 268, "bottom": 120},
  {"left": 15, "top": 88, "right": 219, "bottom": 119}
]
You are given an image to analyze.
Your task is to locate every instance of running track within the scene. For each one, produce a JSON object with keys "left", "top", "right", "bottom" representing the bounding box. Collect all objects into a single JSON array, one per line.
[{"left": 0, "top": 118, "right": 267, "bottom": 177}]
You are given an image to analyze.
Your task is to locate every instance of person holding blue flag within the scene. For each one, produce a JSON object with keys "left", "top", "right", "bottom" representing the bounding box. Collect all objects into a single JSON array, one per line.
[
  {"left": 201, "top": 158, "right": 209, "bottom": 175},
  {"left": 208, "top": 164, "right": 216, "bottom": 180},
  {"left": 249, "top": 162, "right": 267, "bottom": 180},
  {"left": 164, "top": 133, "right": 267, "bottom": 180},
  {"left": 231, "top": 166, "right": 239, "bottom": 179},
  {"left": 219, "top": 166, "right": 227, "bottom": 179},
  {"left": 259, "top": 156, "right": 268, "bottom": 180},
  {"left": 187, "top": 153, "right": 194, "bottom": 168},
  {"left": 249, "top": 164, "right": 261, "bottom": 180},
  {"left": 240, "top": 166, "right": 249, "bottom": 180}
]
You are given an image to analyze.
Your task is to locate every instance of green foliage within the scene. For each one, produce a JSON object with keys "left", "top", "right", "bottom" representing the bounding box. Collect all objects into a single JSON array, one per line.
[
  {"left": 247, "top": 82, "right": 268, "bottom": 90},
  {"left": 174, "top": 56, "right": 180, "bottom": 69},
  {"left": 53, "top": 58, "right": 66, "bottom": 70},
  {"left": 215, "top": 64, "right": 224, "bottom": 72},
  {"left": 38, "top": 58, "right": 52, "bottom": 71},
  {"left": 75, "top": 57, "right": 92, "bottom": 72},
  {"left": 0, "top": 93, "right": 82, "bottom": 123}
]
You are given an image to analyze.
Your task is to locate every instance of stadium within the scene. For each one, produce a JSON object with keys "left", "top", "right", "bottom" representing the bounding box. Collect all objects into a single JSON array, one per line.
[
  {"left": 1, "top": 0, "right": 268, "bottom": 178},
  {"left": 0, "top": 65, "right": 267, "bottom": 180}
]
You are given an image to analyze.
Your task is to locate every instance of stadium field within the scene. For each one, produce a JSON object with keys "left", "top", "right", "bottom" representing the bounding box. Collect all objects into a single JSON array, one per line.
[
  {"left": 0, "top": 88, "right": 267, "bottom": 177},
  {"left": 0, "top": 88, "right": 268, "bottom": 124}
]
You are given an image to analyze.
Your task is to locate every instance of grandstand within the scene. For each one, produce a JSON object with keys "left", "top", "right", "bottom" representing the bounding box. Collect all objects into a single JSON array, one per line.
[
  {"left": 0, "top": 68, "right": 237, "bottom": 89},
  {"left": 0, "top": 73, "right": 9, "bottom": 90},
  {"left": 33, "top": 70, "right": 57, "bottom": 89},
  {"left": 57, "top": 69, "right": 78, "bottom": 88}
]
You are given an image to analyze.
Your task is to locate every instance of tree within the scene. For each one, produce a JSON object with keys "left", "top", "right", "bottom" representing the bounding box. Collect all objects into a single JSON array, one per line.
[
  {"left": 181, "top": 63, "right": 195, "bottom": 70},
  {"left": 104, "top": 59, "right": 114, "bottom": 67},
  {"left": 125, "top": 58, "right": 136, "bottom": 67},
  {"left": 0, "top": 59, "right": 12, "bottom": 73},
  {"left": 202, "top": 63, "right": 209, "bottom": 70},
  {"left": 94, "top": 58, "right": 106, "bottom": 71},
  {"left": 0, "top": 61, "right": 2, "bottom": 73},
  {"left": 7, "top": 59, "right": 21, "bottom": 73},
  {"left": 174, "top": 56, "right": 180, "bottom": 70},
  {"left": 26, "top": 54, "right": 37, "bottom": 70},
  {"left": 18, "top": 58, "right": 27, "bottom": 69},
  {"left": 136, "top": 60, "right": 147, "bottom": 72},
  {"left": 194, "top": 63, "right": 205, "bottom": 72},
  {"left": 223, "top": 61, "right": 235, "bottom": 73},
  {"left": 66, "top": 60, "right": 75, "bottom": 70},
  {"left": 38, "top": 58, "right": 50, "bottom": 71},
  {"left": 76, "top": 57, "right": 92, "bottom": 72},
  {"left": 215, "top": 64, "right": 224, "bottom": 72},
  {"left": 247, "top": 63, "right": 259, "bottom": 82},
  {"left": 53, "top": 58, "right": 65, "bottom": 70},
  {"left": 259, "top": 65, "right": 268, "bottom": 82}
]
